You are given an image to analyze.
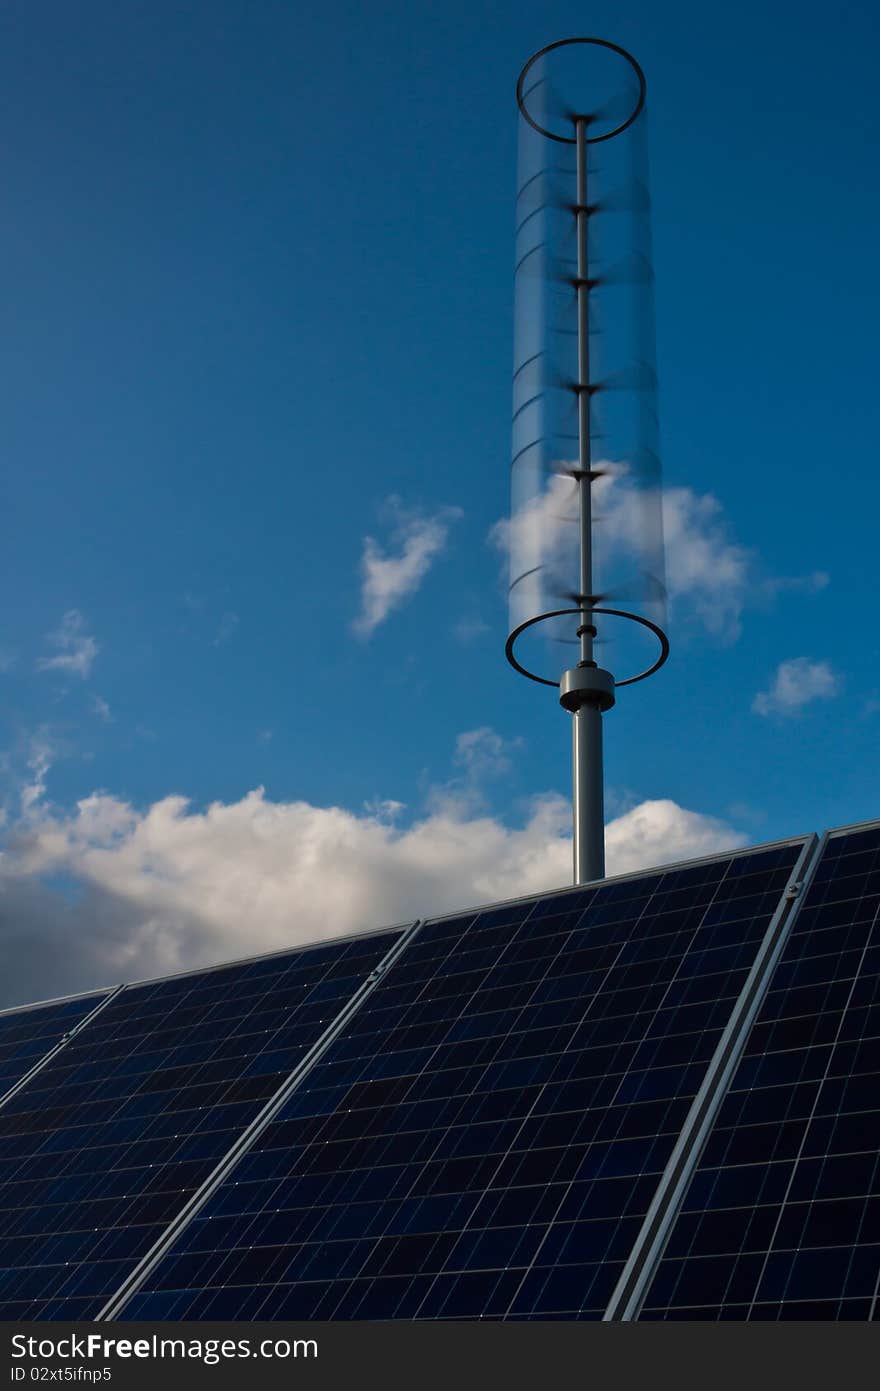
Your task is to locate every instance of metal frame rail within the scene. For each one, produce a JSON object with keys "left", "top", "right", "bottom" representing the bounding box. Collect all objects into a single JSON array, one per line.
[
  {"left": 0, "top": 984, "right": 125, "bottom": 1114},
  {"left": 97, "top": 919, "right": 425, "bottom": 1320}
]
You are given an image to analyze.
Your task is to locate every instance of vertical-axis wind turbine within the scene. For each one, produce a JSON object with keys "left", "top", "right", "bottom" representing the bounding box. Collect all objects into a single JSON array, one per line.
[{"left": 506, "top": 37, "right": 669, "bottom": 884}]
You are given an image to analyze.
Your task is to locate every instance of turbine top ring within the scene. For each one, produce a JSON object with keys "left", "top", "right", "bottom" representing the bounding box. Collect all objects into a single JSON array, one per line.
[{"left": 516, "top": 37, "right": 646, "bottom": 144}]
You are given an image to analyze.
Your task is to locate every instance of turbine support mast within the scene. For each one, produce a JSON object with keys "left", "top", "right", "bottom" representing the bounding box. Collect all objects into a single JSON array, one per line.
[{"left": 507, "top": 37, "right": 669, "bottom": 887}]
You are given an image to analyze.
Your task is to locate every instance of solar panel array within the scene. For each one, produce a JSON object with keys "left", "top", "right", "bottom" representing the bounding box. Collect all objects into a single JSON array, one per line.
[
  {"left": 3, "top": 824, "right": 878, "bottom": 1323},
  {"left": 0, "top": 930, "right": 401, "bottom": 1320},
  {"left": 640, "top": 823, "right": 880, "bottom": 1320},
  {"left": 0, "top": 992, "right": 109, "bottom": 1099},
  {"left": 122, "top": 842, "right": 803, "bottom": 1320}
]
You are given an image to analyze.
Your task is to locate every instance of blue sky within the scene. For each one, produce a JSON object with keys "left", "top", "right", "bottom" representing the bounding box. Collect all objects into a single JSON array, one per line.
[{"left": 1, "top": 0, "right": 878, "bottom": 1004}]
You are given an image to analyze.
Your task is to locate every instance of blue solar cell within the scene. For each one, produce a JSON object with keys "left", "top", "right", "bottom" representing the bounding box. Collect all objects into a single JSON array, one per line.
[
  {"left": 124, "top": 842, "right": 804, "bottom": 1320},
  {"left": 640, "top": 823, "right": 880, "bottom": 1321},
  {"left": 0, "top": 931, "right": 401, "bottom": 1320},
  {"left": 0, "top": 992, "right": 108, "bottom": 1098}
]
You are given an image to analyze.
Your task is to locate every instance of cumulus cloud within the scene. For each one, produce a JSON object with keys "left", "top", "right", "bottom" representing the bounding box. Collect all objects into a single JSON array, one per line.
[
  {"left": 752, "top": 658, "right": 842, "bottom": 717},
  {"left": 36, "top": 610, "right": 98, "bottom": 679},
  {"left": 491, "top": 469, "right": 752, "bottom": 635},
  {"left": 453, "top": 726, "right": 519, "bottom": 780},
  {"left": 656, "top": 488, "right": 748, "bottom": 638},
  {"left": 354, "top": 497, "right": 462, "bottom": 639},
  {"left": 491, "top": 471, "right": 823, "bottom": 642},
  {"left": 605, "top": 799, "right": 746, "bottom": 871},
  {"left": 490, "top": 473, "right": 578, "bottom": 629},
  {"left": 427, "top": 727, "right": 526, "bottom": 817},
  {"left": 0, "top": 768, "right": 744, "bottom": 1008}
]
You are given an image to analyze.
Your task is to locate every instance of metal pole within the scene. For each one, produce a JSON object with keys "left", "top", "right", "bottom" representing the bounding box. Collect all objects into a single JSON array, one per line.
[
  {"left": 573, "top": 703, "right": 605, "bottom": 882},
  {"left": 571, "top": 116, "right": 606, "bottom": 884},
  {"left": 575, "top": 118, "right": 594, "bottom": 667}
]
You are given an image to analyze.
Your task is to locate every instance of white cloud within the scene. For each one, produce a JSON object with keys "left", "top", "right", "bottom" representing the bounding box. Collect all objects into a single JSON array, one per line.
[
  {"left": 656, "top": 488, "right": 749, "bottom": 638},
  {"left": 353, "top": 497, "right": 462, "bottom": 639},
  {"left": 453, "top": 726, "right": 519, "bottom": 779},
  {"left": 491, "top": 471, "right": 824, "bottom": 642},
  {"left": 0, "top": 771, "right": 744, "bottom": 1007},
  {"left": 452, "top": 616, "right": 490, "bottom": 644},
  {"left": 90, "top": 695, "right": 113, "bottom": 723},
  {"left": 362, "top": 797, "right": 406, "bottom": 822},
  {"left": 490, "top": 473, "right": 578, "bottom": 629},
  {"left": 18, "top": 729, "right": 56, "bottom": 819},
  {"left": 585, "top": 476, "right": 751, "bottom": 639},
  {"left": 605, "top": 799, "right": 746, "bottom": 872},
  {"left": 752, "top": 658, "right": 842, "bottom": 717},
  {"left": 427, "top": 726, "right": 525, "bottom": 817},
  {"left": 36, "top": 610, "right": 98, "bottom": 679}
]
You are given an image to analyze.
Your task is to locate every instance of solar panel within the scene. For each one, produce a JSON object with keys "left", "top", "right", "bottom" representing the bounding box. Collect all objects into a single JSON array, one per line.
[
  {"left": 0, "top": 929, "right": 402, "bottom": 1320},
  {"left": 639, "top": 822, "right": 880, "bottom": 1320},
  {"left": 0, "top": 992, "right": 110, "bottom": 1100},
  {"left": 122, "top": 841, "right": 806, "bottom": 1321}
]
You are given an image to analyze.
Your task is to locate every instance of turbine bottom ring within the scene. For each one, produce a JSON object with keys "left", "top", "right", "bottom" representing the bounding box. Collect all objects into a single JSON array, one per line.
[{"left": 505, "top": 606, "right": 669, "bottom": 689}]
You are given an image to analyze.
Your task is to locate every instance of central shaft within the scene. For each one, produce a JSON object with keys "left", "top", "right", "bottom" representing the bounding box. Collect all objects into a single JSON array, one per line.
[
  {"left": 575, "top": 118, "right": 594, "bottom": 667},
  {"left": 568, "top": 116, "right": 609, "bottom": 885}
]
